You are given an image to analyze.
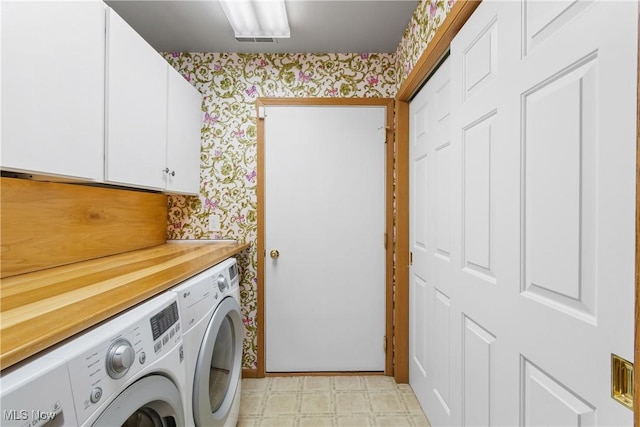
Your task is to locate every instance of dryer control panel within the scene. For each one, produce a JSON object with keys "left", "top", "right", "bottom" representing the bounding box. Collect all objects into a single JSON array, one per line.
[{"left": 173, "top": 269, "right": 218, "bottom": 335}]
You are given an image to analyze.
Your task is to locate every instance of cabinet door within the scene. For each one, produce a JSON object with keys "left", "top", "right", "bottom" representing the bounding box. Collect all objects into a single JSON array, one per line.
[
  {"left": 166, "top": 67, "right": 202, "bottom": 195},
  {"left": 105, "top": 8, "right": 167, "bottom": 190},
  {"left": 1, "top": 1, "right": 105, "bottom": 181}
]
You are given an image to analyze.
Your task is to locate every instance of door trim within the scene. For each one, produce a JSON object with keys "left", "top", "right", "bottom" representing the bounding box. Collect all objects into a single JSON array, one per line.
[
  {"left": 396, "top": 5, "right": 639, "bottom": 427},
  {"left": 256, "top": 97, "right": 395, "bottom": 377}
]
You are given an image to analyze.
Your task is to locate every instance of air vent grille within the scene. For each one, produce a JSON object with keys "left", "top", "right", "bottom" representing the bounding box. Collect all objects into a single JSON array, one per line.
[{"left": 236, "top": 37, "right": 275, "bottom": 43}]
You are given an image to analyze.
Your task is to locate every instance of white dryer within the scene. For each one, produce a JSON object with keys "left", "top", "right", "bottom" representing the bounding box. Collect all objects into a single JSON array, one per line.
[
  {"left": 0, "top": 292, "right": 187, "bottom": 427},
  {"left": 172, "top": 257, "right": 243, "bottom": 427}
]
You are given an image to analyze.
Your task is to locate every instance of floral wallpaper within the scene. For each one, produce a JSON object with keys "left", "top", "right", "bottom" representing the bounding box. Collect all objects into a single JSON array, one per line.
[
  {"left": 164, "top": 53, "right": 396, "bottom": 369},
  {"left": 164, "top": 0, "right": 455, "bottom": 370},
  {"left": 396, "top": 0, "right": 456, "bottom": 87}
]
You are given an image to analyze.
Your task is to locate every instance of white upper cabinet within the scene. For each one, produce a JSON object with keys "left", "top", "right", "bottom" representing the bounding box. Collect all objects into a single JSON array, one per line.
[
  {"left": 105, "top": 8, "right": 168, "bottom": 191},
  {"left": 105, "top": 8, "right": 202, "bottom": 194},
  {"left": 166, "top": 68, "right": 202, "bottom": 195},
  {"left": 1, "top": 1, "right": 106, "bottom": 181},
  {"left": 1, "top": 4, "right": 201, "bottom": 194}
]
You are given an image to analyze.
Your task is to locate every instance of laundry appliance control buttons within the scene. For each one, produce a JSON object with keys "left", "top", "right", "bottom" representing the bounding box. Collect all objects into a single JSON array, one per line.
[{"left": 90, "top": 387, "right": 102, "bottom": 403}]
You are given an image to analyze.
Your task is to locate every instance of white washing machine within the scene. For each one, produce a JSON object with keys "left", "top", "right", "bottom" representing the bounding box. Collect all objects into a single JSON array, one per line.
[
  {"left": 0, "top": 291, "right": 187, "bottom": 427},
  {"left": 172, "top": 257, "right": 243, "bottom": 427}
]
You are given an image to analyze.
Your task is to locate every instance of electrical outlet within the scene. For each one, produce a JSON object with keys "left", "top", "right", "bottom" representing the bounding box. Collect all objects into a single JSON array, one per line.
[{"left": 208, "top": 215, "right": 221, "bottom": 232}]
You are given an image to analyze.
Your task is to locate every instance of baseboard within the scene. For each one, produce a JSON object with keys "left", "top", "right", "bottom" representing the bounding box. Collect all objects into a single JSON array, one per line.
[
  {"left": 242, "top": 368, "right": 259, "bottom": 378},
  {"left": 264, "top": 371, "right": 385, "bottom": 377},
  {"left": 241, "top": 369, "right": 387, "bottom": 378}
]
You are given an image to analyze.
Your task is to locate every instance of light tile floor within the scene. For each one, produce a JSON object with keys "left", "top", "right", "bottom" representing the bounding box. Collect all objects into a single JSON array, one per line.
[{"left": 239, "top": 376, "right": 431, "bottom": 427}]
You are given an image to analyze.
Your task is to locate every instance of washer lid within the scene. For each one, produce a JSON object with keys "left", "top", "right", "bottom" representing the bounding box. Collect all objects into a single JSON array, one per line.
[{"left": 92, "top": 375, "right": 184, "bottom": 427}]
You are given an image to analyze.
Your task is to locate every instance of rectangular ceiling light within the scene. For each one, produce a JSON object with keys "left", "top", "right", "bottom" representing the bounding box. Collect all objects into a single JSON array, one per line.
[{"left": 220, "top": 0, "right": 290, "bottom": 39}]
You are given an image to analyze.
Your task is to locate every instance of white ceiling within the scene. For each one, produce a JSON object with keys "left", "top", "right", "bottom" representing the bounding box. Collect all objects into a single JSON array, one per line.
[{"left": 104, "top": 0, "right": 419, "bottom": 54}]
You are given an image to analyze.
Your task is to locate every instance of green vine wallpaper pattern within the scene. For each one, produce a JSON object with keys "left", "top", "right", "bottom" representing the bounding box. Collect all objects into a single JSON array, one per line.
[
  {"left": 164, "top": 53, "right": 397, "bottom": 369},
  {"left": 164, "top": 0, "right": 454, "bottom": 370},
  {"left": 396, "top": 0, "right": 456, "bottom": 85}
]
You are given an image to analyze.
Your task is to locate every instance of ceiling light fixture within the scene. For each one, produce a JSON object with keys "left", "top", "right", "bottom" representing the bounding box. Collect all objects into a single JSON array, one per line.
[{"left": 220, "top": 0, "right": 290, "bottom": 39}]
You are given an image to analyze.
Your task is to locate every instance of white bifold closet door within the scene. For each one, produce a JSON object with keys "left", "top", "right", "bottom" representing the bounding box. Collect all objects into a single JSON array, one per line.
[
  {"left": 410, "top": 1, "right": 637, "bottom": 425},
  {"left": 264, "top": 105, "right": 387, "bottom": 372},
  {"left": 409, "top": 56, "right": 454, "bottom": 425}
]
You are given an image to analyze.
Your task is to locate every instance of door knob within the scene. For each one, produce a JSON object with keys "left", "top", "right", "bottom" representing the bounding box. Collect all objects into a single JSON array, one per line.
[{"left": 270, "top": 250, "right": 280, "bottom": 259}]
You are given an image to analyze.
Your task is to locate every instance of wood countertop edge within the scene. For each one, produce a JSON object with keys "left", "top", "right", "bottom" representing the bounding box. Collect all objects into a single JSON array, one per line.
[{"left": 0, "top": 241, "right": 250, "bottom": 371}]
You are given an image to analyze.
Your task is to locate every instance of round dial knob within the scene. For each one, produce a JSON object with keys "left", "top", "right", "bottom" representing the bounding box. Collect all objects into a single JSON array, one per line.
[
  {"left": 106, "top": 339, "right": 135, "bottom": 379},
  {"left": 217, "top": 275, "right": 229, "bottom": 292}
]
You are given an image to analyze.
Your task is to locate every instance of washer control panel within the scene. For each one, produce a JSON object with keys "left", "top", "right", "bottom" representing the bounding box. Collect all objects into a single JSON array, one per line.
[
  {"left": 150, "top": 300, "right": 180, "bottom": 354},
  {"left": 43, "top": 293, "right": 182, "bottom": 426}
]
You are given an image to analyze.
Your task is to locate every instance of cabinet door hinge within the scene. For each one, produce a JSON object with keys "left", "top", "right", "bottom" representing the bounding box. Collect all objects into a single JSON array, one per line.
[
  {"left": 383, "top": 336, "right": 387, "bottom": 352},
  {"left": 384, "top": 232, "right": 388, "bottom": 249},
  {"left": 410, "top": 251, "right": 413, "bottom": 266}
]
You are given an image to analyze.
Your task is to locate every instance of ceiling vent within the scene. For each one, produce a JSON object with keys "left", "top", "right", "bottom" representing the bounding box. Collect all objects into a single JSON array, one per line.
[{"left": 236, "top": 37, "right": 275, "bottom": 43}]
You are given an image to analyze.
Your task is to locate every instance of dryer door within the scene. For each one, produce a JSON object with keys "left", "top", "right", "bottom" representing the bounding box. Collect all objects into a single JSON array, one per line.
[
  {"left": 92, "top": 375, "right": 184, "bottom": 427},
  {"left": 193, "top": 296, "right": 242, "bottom": 427}
]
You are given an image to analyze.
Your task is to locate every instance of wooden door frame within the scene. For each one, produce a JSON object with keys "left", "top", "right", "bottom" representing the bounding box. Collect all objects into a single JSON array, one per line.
[
  {"left": 255, "top": 97, "right": 395, "bottom": 377},
  {"left": 395, "top": 3, "right": 640, "bottom": 426}
]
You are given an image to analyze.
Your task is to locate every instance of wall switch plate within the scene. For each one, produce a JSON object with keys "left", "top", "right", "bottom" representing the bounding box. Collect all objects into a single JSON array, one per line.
[{"left": 208, "top": 215, "right": 221, "bottom": 232}]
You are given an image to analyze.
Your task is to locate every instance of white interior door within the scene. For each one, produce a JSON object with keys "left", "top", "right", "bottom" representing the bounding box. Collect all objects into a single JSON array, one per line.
[
  {"left": 409, "top": 1, "right": 637, "bottom": 425},
  {"left": 409, "top": 57, "right": 453, "bottom": 425},
  {"left": 264, "top": 105, "right": 387, "bottom": 372}
]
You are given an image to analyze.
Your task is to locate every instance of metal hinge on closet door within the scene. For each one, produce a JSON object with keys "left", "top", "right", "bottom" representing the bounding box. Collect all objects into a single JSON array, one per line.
[{"left": 378, "top": 125, "right": 389, "bottom": 143}]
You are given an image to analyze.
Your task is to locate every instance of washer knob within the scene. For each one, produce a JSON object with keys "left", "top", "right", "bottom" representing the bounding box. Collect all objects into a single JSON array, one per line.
[
  {"left": 106, "top": 339, "right": 135, "bottom": 379},
  {"left": 217, "top": 275, "right": 229, "bottom": 292}
]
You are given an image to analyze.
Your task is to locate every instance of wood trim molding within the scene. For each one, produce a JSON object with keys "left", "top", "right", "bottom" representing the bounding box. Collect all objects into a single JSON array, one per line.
[
  {"left": 385, "top": 99, "right": 396, "bottom": 376},
  {"left": 256, "top": 97, "right": 395, "bottom": 377},
  {"left": 394, "top": 100, "right": 410, "bottom": 384},
  {"left": 265, "top": 371, "right": 385, "bottom": 377},
  {"left": 393, "top": 0, "right": 481, "bottom": 385},
  {"left": 242, "top": 368, "right": 259, "bottom": 379}
]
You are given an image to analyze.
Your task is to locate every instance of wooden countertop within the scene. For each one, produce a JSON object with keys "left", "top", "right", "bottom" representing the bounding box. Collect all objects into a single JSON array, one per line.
[{"left": 0, "top": 241, "right": 250, "bottom": 370}]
